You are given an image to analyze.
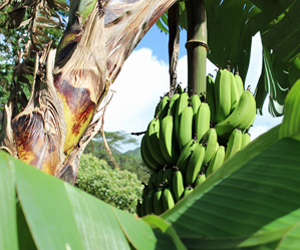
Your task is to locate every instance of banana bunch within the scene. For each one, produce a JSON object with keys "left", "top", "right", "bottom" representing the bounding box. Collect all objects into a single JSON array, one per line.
[
  {"left": 208, "top": 69, "right": 256, "bottom": 141},
  {"left": 140, "top": 86, "right": 212, "bottom": 173},
  {"left": 138, "top": 70, "right": 256, "bottom": 217}
]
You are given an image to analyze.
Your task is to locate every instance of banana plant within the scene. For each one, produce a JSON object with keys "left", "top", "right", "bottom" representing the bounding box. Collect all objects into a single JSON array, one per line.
[
  {"left": 0, "top": 0, "right": 178, "bottom": 184},
  {"left": 2, "top": 100, "right": 300, "bottom": 248}
]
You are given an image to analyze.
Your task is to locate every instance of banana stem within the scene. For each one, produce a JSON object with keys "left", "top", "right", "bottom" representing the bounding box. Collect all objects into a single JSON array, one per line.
[{"left": 185, "top": 0, "right": 207, "bottom": 98}]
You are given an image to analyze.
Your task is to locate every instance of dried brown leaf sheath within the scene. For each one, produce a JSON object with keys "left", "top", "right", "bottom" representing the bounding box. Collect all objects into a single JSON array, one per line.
[{"left": 1, "top": 0, "right": 178, "bottom": 183}]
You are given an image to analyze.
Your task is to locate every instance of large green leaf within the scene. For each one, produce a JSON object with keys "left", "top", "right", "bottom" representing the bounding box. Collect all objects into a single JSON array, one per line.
[
  {"left": 249, "top": 0, "right": 300, "bottom": 116},
  {"left": 0, "top": 150, "right": 185, "bottom": 250},
  {"left": 254, "top": 46, "right": 289, "bottom": 116},
  {"left": 257, "top": 0, "right": 300, "bottom": 64},
  {"left": 0, "top": 153, "right": 18, "bottom": 250},
  {"left": 249, "top": 0, "right": 295, "bottom": 36},
  {"left": 162, "top": 125, "right": 300, "bottom": 249},
  {"left": 205, "top": 0, "right": 254, "bottom": 80},
  {"left": 276, "top": 222, "right": 300, "bottom": 249}
]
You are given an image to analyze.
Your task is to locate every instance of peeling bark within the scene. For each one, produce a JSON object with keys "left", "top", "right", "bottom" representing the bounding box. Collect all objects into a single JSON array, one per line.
[{"left": 1, "top": 0, "right": 178, "bottom": 184}]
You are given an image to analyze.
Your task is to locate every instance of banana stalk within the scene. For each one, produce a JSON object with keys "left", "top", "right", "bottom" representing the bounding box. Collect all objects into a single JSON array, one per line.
[{"left": 185, "top": 0, "right": 207, "bottom": 98}]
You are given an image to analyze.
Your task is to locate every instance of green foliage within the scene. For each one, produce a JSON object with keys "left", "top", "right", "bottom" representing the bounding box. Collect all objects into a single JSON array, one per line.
[
  {"left": 75, "top": 154, "right": 144, "bottom": 214},
  {"left": 0, "top": 150, "right": 184, "bottom": 249}
]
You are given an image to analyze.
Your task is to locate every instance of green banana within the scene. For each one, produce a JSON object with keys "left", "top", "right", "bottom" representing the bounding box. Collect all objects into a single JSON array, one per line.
[
  {"left": 172, "top": 168, "right": 185, "bottom": 202},
  {"left": 163, "top": 166, "right": 173, "bottom": 186},
  {"left": 162, "top": 188, "right": 175, "bottom": 211},
  {"left": 235, "top": 73, "right": 244, "bottom": 98},
  {"left": 168, "top": 93, "right": 180, "bottom": 116},
  {"left": 156, "top": 95, "right": 170, "bottom": 119},
  {"left": 214, "top": 69, "right": 232, "bottom": 122},
  {"left": 190, "top": 94, "right": 201, "bottom": 116},
  {"left": 147, "top": 173, "right": 157, "bottom": 189},
  {"left": 146, "top": 118, "right": 167, "bottom": 166},
  {"left": 153, "top": 188, "right": 164, "bottom": 215},
  {"left": 194, "top": 174, "right": 206, "bottom": 187},
  {"left": 174, "top": 92, "right": 189, "bottom": 143},
  {"left": 241, "top": 132, "right": 251, "bottom": 148},
  {"left": 229, "top": 71, "right": 239, "bottom": 112},
  {"left": 178, "top": 105, "right": 194, "bottom": 150},
  {"left": 156, "top": 168, "right": 165, "bottom": 187},
  {"left": 206, "top": 145, "right": 225, "bottom": 177},
  {"left": 183, "top": 186, "right": 193, "bottom": 197},
  {"left": 224, "top": 128, "right": 243, "bottom": 161},
  {"left": 215, "top": 90, "right": 256, "bottom": 139},
  {"left": 154, "top": 95, "right": 166, "bottom": 118},
  {"left": 279, "top": 78, "right": 300, "bottom": 140},
  {"left": 176, "top": 139, "right": 199, "bottom": 175},
  {"left": 159, "top": 114, "right": 179, "bottom": 165},
  {"left": 143, "top": 189, "right": 155, "bottom": 215},
  {"left": 206, "top": 74, "right": 216, "bottom": 123},
  {"left": 140, "top": 135, "right": 159, "bottom": 172},
  {"left": 194, "top": 102, "right": 211, "bottom": 141},
  {"left": 185, "top": 143, "right": 206, "bottom": 185},
  {"left": 202, "top": 128, "right": 219, "bottom": 165}
]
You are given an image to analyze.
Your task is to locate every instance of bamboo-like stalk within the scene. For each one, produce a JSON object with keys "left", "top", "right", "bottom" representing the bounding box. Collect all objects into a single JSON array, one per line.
[{"left": 185, "top": 0, "right": 207, "bottom": 98}]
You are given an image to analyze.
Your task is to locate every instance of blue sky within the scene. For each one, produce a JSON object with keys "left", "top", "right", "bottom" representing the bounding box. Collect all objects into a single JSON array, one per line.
[
  {"left": 103, "top": 24, "right": 283, "bottom": 152},
  {"left": 135, "top": 25, "right": 187, "bottom": 62}
]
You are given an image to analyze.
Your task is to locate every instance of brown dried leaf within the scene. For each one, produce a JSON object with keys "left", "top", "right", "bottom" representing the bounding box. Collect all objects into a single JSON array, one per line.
[
  {"left": 54, "top": 0, "right": 69, "bottom": 11},
  {"left": 8, "top": 7, "right": 26, "bottom": 28},
  {"left": 46, "top": 0, "right": 56, "bottom": 9},
  {"left": 36, "top": 16, "right": 60, "bottom": 26},
  {"left": 0, "top": 0, "right": 12, "bottom": 11},
  {"left": 19, "top": 17, "right": 32, "bottom": 28},
  {"left": 104, "top": 0, "right": 178, "bottom": 82}
]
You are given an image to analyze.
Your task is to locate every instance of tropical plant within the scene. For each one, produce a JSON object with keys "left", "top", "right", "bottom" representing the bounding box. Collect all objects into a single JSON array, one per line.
[
  {"left": 2, "top": 121, "right": 300, "bottom": 249},
  {"left": 1, "top": 0, "right": 300, "bottom": 249}
]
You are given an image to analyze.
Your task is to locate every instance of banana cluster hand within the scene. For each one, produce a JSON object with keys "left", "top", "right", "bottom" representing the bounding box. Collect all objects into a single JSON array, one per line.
[{"left": 138, "top": 71, "right": 256, "bottom": 217}]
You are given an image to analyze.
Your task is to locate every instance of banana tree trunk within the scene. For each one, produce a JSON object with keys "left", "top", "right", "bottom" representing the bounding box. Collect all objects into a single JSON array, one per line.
[
  {"left": 185, "top": 0, "right": 207, "bottom": 98},
  {"left": 0, "top": 0, "right": 177, "bottom": 184}
]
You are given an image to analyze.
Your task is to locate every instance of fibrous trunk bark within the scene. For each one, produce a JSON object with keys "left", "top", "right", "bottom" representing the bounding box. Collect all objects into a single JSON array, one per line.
[{"left": 0, "top": 0, "right": 178, "bottom": 184}]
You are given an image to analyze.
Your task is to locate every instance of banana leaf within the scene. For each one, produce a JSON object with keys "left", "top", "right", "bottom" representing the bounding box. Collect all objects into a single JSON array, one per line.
[
  {"left": 0, "top": 150, "right": 185, "bottom": 250},
  {"left": 162, "top": 125, "right": 300, "bottom": 249},
  {"left": 254, "top": 46, "right": 289, "bottom": 116},
  {"left": 0, "top": 153, "right": 18, "bottom": 250},
  {"left": 249, "top": 0, "right": 300, "bottom": 117},
  {"left": 249, "top": 0, "right": 300, "bottom": 64}
]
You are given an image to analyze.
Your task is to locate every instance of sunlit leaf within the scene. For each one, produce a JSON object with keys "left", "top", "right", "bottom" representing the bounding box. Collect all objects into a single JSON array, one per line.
[
  {"left": 162, "top": 126, "right": 300, "bottom": 249},
  {"left": 0, "top": 153, "right": 18, "bottom": 250},
  {"left": 0, "top": 150, "right": 185, "bottom": 249}
]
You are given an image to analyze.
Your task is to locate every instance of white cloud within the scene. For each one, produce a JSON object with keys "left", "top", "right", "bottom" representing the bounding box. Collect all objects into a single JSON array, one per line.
[
  {"left": 245, "top": 32, "right": 263, "bottom": 91},
  {"left": 249, "top": 125, "right": 269, "bottom": 140},
  {"left": 104, "top": 48, "right": 169, "bottom": 134},
  {"left": 104, "top": 49, "right": 219, "bottom": 135}
]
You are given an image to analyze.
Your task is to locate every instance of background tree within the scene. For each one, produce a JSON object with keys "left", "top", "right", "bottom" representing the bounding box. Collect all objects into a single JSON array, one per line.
[
  {"left": 84, "top": 131, "right": 150, "bottom": 183},
  {"left": 75, "top": 154, "right": 143, "bottom": 214}
]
